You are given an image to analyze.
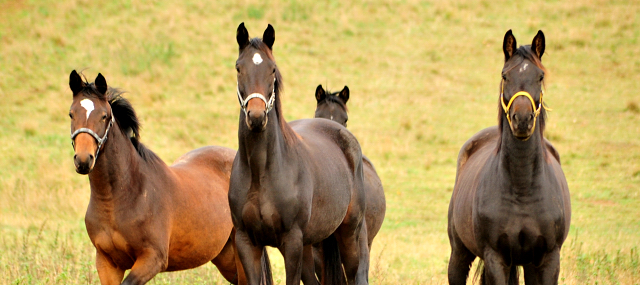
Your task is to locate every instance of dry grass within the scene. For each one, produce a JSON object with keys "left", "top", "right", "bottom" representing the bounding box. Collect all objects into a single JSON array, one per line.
[{"left": 1, "top": 0, "right": 639, "bottom": 284}]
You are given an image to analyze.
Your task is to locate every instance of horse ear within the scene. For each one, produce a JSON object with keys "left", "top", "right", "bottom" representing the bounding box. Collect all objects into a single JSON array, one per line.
[
  {"left": 69, "top": 70, "right": 85, "bottom": 95},
  {"left": 95, "top": 73, "right": 108, "bottom": 96},
  {"left": 339, "top": 86, "right": 349, "bottom": 103},
  {"left": 315, "top": 85, "right": 325, "bottom": 102},
  {"left": 532, "top": 30, "right": 545, "bottom": 59},
  {"left": 237, "top": 22, "right": 250, "bottom": 51},
  {"left": 503, "top": 29, "right": 517, "bottom": 62},
  {"left": 263, "top": 24, "right": 275, "bottom": 50}
]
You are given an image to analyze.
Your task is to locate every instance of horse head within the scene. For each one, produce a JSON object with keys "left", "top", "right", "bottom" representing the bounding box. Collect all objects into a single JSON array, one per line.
[
  {"left": 314, "top": 84, "right": 349, "bottom": 127},
  {"left": 68, "top": 70, "right": 114, "bottom": 174},
  {"left": 500, "top": 30, "right": 546, "bottom": 141}
]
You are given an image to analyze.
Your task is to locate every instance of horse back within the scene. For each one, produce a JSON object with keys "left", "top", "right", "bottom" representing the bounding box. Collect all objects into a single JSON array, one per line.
[{"left": 456, "top": 126, "right": 499, "bottom": 181}]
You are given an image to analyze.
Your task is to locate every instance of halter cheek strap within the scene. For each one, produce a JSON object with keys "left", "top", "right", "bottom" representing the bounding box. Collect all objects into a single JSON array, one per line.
[
  {"left": 237, "top": 78, "right": 276, "bottom": 115},
  {"left": 71, "top": 110, "right": 114, "bottom": 161}
]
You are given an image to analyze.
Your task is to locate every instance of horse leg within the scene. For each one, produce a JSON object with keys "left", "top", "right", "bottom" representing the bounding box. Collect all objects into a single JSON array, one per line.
[
  {"left": 312, "top": 244, "right": 324, "bottom": 283},
  {"left": 336, "top": 220, "right": 369, "bottom": 285},
  {"left": 447, "top": 232, "right": 476, "bottom": 285},
  {"left": 235, "top": 229, "right": 264, "bottom": 285},
  {"left": 95, "top": 250, "right": 124, "bottom": 285},
  {"left": 120, "top": 248, "right": 167, "bottom": 285},
  {"left": 212, "top": 233, "right": 240, "bottom": 284},
  {"left": 301, "top": 245, "right": 320, "bottom": 285},
  {"left": 523, "top": 249, "right": 561, "bottom": 285},
  {"left": 482, "top": 249, "right": 511, "bottom": 285},
  {"left": 277, "top": 229, "right": 304, "bottom": 285}
]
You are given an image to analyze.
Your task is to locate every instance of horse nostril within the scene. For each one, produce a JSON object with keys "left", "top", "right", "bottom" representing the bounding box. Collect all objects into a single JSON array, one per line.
[
  {"left": 89, "top": 154, "right": 94, "bottom": 161},
  {"left": 74, "top": 154, "right": 78, "bottom": 160},
  {"left": 530, "top": 114, "right": 534, "bottom": 121}
]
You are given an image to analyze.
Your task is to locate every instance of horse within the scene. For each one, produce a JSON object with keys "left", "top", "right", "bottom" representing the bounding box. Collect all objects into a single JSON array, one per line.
[
  {"left": 229, "top": 23, "right": 370, "bottom": 285},
  {"left": 313, "top": 85, "right": 386, "bottom": 279},
  {"left": 447, "top": 30, "right": 571, "bottom": 284},
  {"left": 67, "top": 70, "right": 271, "bottom": 285}
]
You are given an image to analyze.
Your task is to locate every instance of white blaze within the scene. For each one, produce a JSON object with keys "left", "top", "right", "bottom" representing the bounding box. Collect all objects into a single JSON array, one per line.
[
  {"left": 519, "top": 63, "right": 529, "bottom": 72},
  {"left": 80, "top": 99, "right": 94, "bottom": 121},
  {"left": 253, "top": 53, "right": 263, "bottom": 65}
]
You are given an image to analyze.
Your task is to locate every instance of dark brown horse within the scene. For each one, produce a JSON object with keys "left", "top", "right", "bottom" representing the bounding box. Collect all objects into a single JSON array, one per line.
[
  {"left": 229, "top": 23, "right": 370, "bottom": 285},
  {"left": 313, "top": 85, "right": 386, "bottom": 279},
  {"left": 68, "top": 71, "right": 271, "bottom": 285},
  {"left": 447, "top": 30, "right": 571, "bottom": 284}
]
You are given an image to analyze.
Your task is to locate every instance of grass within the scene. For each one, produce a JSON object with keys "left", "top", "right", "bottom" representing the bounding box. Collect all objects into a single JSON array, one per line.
[{"left": 1, "top": 0, "right": 639, "bottom": 284}]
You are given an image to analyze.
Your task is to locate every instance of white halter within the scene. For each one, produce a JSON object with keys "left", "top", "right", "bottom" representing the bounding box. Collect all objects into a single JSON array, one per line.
[{"left": 237, "top": 78, "right": 276, "bottom": 115}]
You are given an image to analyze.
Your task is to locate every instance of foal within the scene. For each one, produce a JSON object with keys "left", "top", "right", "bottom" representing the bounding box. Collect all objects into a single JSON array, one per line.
[
  {"left": 68, "top": 71, "right": 270, "bottom": 285},
  {"left": 313, "top": 85, "right": 386, "bottom": 277}
]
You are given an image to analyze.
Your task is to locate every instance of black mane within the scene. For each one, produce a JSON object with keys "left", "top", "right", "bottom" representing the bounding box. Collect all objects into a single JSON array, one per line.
[{"left": 107, "top": 91, "right": 161, "bottom": 163}]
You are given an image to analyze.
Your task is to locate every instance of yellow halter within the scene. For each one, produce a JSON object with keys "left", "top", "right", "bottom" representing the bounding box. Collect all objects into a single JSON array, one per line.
[{"left": 500, "top": 81, "right": 550, "bottom": 135}]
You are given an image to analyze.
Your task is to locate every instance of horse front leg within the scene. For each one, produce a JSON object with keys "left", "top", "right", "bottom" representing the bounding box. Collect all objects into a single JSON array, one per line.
[
  {"left": 482, "top": 249, "right": 511, "bottom": 285},
  {"left": 235, "top": 229, "right": 265, "bottom": 285},
  {"left": 278, "top": 229, "right": 304, "bottom": 285},
  {"left": 95, "top": 250, "right": 125, "bottom": 285},
  {"left": 120, "top": 248, "right": 167, "bottom": 285},
  {"left": 523, "top": 248, "right": 561, "bottom": 285}
]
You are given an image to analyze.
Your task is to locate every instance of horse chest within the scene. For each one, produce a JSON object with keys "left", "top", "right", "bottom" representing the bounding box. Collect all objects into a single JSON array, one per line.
[
  {"left": 476, "top": 195, "right": 564, "bottom": 263},
  {"left": 92, "top": 230, "right": 135, "bottom": 268},
  {"left": 241, "top": 190, "right": 298, "bottom": 245}
]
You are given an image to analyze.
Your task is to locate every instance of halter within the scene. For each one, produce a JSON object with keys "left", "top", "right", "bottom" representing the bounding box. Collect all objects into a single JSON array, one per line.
[
  {"left": 237, "top": 78, "right": 276, "bottom": 115},
  {"left": 71, "top": 110, "right": 114, "bottom": 161},
  {"left": 500, "top": 80, "right": 550, "bottom": 137}
]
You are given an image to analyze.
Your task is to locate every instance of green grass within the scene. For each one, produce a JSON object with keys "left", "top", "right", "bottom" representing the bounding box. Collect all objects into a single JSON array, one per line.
[{"left": 1, "top": 0, "right": 639, "bottom": 284}]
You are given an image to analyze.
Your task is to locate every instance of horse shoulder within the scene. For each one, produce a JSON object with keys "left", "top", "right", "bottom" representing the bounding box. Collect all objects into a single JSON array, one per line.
[{"left": 457, "top": 126, "right": 500, "bottom": 173}]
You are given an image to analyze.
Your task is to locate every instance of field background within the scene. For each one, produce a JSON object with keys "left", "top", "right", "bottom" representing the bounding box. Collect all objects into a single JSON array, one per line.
[{"left": 1, "top": 0, "right": 639, "bottom": 284}]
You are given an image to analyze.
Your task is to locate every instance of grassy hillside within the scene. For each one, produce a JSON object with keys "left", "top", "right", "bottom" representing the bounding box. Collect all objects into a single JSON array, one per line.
[{"left": 1, "top": 0, "right": 638, "bottom": 284}]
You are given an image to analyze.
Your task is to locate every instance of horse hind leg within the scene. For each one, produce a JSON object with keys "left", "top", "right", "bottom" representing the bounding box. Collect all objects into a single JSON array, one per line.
[
  {"left": 211, "top": 234, "right": 240, "bottom": 284},
  {"left": 335, "top": 220, "right": 370, "bottom": 285}
]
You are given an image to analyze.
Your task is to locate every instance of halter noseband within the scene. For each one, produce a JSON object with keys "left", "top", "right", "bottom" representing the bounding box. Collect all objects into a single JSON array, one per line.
[
  {"left": 500, "top": 80, "right": 548, "bottom": 137},
  {"left": 237, "top": 78, "right": 276, "bottom": 115},
  {"left": 71, "top": 110, "right": 114, "bottom": 160}
]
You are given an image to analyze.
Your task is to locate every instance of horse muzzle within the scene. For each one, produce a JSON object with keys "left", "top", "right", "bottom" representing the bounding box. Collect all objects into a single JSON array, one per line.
[
  {"left": 510, "top": 111, "right": 535, "bottom": 140},
  {"left": 73, "top": 133, "right": 97, "bottom": 174},
  {"left": 245, "top": 97, "right": 268, "bottom": 132}
]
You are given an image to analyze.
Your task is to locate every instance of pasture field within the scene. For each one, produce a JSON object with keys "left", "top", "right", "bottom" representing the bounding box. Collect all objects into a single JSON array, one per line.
[{"left": 1, "top": 0, "right": 639, "bottom": 284}]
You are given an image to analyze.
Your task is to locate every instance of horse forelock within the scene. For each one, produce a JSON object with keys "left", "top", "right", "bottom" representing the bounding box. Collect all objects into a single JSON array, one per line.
[{"left": 320, "top": 90, "right": 348, "bottom": 112}]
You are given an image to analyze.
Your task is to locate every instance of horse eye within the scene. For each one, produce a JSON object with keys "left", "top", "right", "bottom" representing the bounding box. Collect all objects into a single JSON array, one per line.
[
  {"left": 502, "top": 74, "right": 507, "bottom": 80},
  {"left": 102, "top": 114, "right": 107, "bottom": 120},
  {"left": 272, "top": 68, "right": 276, "bottom": 74},
  {"left": 236, "top": 67, "right": 240, "bottom": 73},
  {"left": 69, "top": 113, "right": 74, "bottom": 119}
]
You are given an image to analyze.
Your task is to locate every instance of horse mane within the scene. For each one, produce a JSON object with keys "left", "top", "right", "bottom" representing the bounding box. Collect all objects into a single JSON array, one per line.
[
  {"left": 248, "top": 38, "right": 297, "bottom": 145},
  {"left": 496, "top": 45, "right": 547, "bottom": 152},
  {"left": 107, "top": 91, "right": 161, "bottom": 163},
  {"left": 321, "top": 89, "right": 349, "bottom": 112}
]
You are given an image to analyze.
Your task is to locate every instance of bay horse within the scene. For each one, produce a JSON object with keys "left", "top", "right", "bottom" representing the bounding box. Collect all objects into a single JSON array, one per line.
[
  {"left": 68, "top": 70, "right": 271, "bottom": 285},
  {"left": 313, "top": 85, "right": 386, "bottom": 279},
  {"left": 229, "top": 23, "right": 370, "bottom": 285},
  {"left": 447, "top": 30, "right": 571, "bottom": 284}
]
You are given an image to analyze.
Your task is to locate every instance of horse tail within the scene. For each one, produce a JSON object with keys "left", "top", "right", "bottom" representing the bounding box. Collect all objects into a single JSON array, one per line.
[
  {"left": 322, "top": 234, "right": 346, "bottom": 285},
  {"left": 260, "top": 248, "right": 273, "bottom": 285}
]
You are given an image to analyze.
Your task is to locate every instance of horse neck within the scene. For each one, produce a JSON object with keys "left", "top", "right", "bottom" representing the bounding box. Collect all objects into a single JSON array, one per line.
[
  {"left": 237, "top": 110, "right": 291, "bottom": 178},
  {"left": 499, "top": 117, "right": 545, "bottom": 192},
  {"left": 87, "top": 123, "right": 146, "bottom": 203}
]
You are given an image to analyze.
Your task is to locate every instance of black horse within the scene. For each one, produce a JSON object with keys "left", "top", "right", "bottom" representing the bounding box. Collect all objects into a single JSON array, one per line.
[
  {"left": 228, "top": 23, "right": 370, "bottom": 285},
  {"left": 447, "top": 30, "right": 571, "bottom": 284}
]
